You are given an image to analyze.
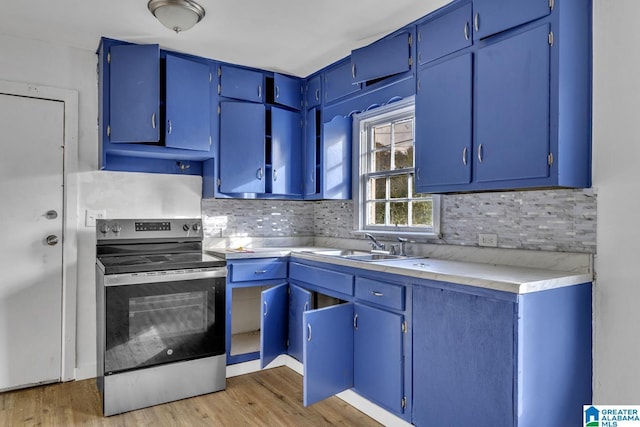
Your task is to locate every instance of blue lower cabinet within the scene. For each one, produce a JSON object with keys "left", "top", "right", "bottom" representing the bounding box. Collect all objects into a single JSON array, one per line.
[
  {"left": 260, "top": 283, "right": 289, "bottom": 369},
  {"left": 353, "top": 303, "right": 404, "bottom": 414},
  {"left": 303, "top": 303, "right": 354, "bottom": 407},
  {"left": 288, "top": 284, "right": 312, "bottom": 363}
]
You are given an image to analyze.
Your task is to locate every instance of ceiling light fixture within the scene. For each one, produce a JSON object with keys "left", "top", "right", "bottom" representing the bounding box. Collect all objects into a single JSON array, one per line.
[{"left": 148, "top": 0, "right": 205, "bottom": 34}]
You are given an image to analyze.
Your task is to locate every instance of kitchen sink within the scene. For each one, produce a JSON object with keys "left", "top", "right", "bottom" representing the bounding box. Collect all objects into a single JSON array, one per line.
[
  {"left": 342, "top": 253, "right": 408, "bottom": 262},
  {"left": 308, "top": 249, "right": 413, "bottom": 262},
  {"left": 310, "top": 249, "right": 371, "bottom": 257}
]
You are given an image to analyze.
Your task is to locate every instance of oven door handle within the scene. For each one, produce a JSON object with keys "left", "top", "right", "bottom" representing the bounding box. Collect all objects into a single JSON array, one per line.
[{"left": 102, "top": 268, "right": 227, "bottom": 286}]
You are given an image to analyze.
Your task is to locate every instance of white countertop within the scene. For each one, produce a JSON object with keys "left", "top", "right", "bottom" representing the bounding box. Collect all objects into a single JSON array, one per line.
[{"left": 206, "top": 247, "right": 592, "bottom": 294}]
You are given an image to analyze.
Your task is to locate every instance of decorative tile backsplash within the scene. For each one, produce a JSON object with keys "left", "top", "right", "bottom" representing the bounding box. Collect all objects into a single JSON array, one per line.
[{"left": 202, "top": 188, "right": 597, "bottom": 254}]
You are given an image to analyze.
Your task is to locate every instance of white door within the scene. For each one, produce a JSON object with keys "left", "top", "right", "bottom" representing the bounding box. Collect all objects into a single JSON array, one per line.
[{"left": 0, "top": 93, "right": 64, "bottom": 390}]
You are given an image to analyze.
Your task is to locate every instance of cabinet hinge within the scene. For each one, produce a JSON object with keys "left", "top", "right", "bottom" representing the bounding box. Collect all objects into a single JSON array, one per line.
[
  {"left": 401, "top": 397, "right": 407, "bottom": 410},
  {"left": 217, "top": 83, "right": 221, "bottom": 95},
  {"left": 107, "top": 51, "right": 111, "bottom": 64},
  {"left": 548, "top": 152, "right": 554, "bottom": 167},
  {"left": 218, "top": 105, "right": 221, "bottom": 115},
  {"left": 217, "top": 66, "right": 222, "bottom": 77},
  {"left": 106, "top": 125, "right": 111, "bottom": 137},
  {"left": 417, "top": 80, "right": 421, "bottom": 92},
  {"left": 548, "top": 31, "right": 554, "bottom": 47},
  {"left": 300, "top": 119, "right": 303, "bottom": 128},
  {"left": 409, "top": 57, "right": 413, "bottom": 67},
  {"left": 286, "top": 339, "right": 290, "bottom": 348},
  {"left": 408, "top": 33, "right": 412, "bottom": 46},
  {"left": 217, "top": 178, "right": 221, "bottom": 187},
  {"left": 401, "top": 320, "right": 407, "bottom": 334},
  {"left": 549, "top": 0, "right": 554, "bottom": 11}
]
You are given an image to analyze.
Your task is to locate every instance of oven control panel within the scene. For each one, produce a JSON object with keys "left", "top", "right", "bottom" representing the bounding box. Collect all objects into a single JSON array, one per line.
[{"left": 96, "top": 218, "right": 203, "bottom": 241}]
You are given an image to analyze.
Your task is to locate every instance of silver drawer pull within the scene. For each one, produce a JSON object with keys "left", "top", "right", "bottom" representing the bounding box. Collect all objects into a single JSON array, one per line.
[
  {"left": 371, "top": 291, "right": 384, "bottom": 297},
  {"left": 255, "top": 269, "right": 267, "bottom": 274}
]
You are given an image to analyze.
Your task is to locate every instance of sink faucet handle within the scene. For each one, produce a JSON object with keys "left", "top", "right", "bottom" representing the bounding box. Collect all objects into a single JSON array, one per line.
[{"left": 397, "top": 237, "right": 408, "bottom": 256}]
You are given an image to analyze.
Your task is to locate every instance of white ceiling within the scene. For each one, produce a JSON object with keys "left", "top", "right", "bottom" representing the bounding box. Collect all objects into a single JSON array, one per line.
[{"left": 0, "top": 0, "right": 449, "bottom": 77}]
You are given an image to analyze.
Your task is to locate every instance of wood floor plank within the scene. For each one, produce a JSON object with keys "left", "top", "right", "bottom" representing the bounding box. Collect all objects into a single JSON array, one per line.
[{"left": 0, "top": 367, "right": 382, "bottom": 426}]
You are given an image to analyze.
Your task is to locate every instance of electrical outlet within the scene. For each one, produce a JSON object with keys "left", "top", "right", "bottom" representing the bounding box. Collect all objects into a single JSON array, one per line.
[
  {"left": 85, "top": 209, "right": 106, "bottom": 227},
  {"left": 478, "top": 233, "right": 498, "bottom": 247}
]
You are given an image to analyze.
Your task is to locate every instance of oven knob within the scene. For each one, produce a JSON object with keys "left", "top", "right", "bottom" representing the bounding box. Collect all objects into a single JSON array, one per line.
[
  {"left": 99, "top": 223, "right": 110, "bottom": 234},
  {"left": 183, "top": 224, "right": 190, "bottom": 231},
  {"left": 111, "top": 223, "right": 122, "bottom": 233},
  {"left": 192, "top": 223, "right": 201, "bottom": 232}
]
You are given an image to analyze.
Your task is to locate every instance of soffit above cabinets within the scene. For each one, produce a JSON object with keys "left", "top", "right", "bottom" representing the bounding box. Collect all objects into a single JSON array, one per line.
[{"left": 0, "top": 0, "right": 448, "bottom": 77}]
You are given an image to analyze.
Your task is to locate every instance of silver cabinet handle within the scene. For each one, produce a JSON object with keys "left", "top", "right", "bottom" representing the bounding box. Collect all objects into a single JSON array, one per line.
[
  {"left": 416, "top": 167, "right": 421, "bottom": 180},
  {"left": 46, "top": 235, "right": 59, "bottom": 246},
  {"left": 371, "top": 291, "right": 384, "bottom": 297},
  {"left": 263, "top": 301, "right": 268, "bottom": 317},
  {"left": 310, "top": 171, "right": 315, "bottom": 183},
  {"left": 151, "top": 112, "right": 156, "bottom": 129},
  {"left": 463, "top": 146, "right": 468, "bottom": 165},
  {"left": 353, "top": 313, "right": 358, "bottom": 329},
  {"left": 478, "top": 144, "right": 484, "bottom": 162},
  {"left": 275, "top": 85, "right": 280, "bottom": 99},
  {"left": 303, "top": 302, "right": 309, "bottom": 311},
  {"left": 307, "top": 324, "right": 312, "bottom": 342},
  {"left": 273, "top": 169, "right": 278, "bottom": 181},
  {"left": 315, "top": 88, "right": 320, "bottom": 101},
  {"left": 258, "top": 85, "right": 262, "bottom": 99},
  {"left": 255, "top": 269, "right": 267, "bottom": 274},
  {"left": 464, "top": 22, "right": 470, "bottom": 40},
  {"left": 167, "top": 120, "right": 172, "bottom": 135},
  {"left": 351, "top": 63, "right": 356, "bottom": 79},
  {"left": 474, "top": 13, "right": 480, "bottom": 32},
  {"left": 256, "top": 167, "right": 263, "bottom": 180},
  {"left": 418, "top": 52, "right": 422, "bottom": 63}
]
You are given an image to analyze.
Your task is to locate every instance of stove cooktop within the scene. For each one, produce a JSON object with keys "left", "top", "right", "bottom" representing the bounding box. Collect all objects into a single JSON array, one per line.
[{"left": 97, "top": 252, "right": 226, "bottom": 275}]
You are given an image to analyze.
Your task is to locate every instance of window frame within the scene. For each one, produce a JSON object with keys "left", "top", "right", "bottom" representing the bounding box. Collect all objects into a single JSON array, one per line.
[{"left": 352, "top": 97, "right": 441, "bottom": 238}]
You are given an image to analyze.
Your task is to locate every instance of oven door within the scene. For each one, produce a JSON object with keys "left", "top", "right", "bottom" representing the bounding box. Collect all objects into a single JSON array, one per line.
[{"left": 103, "top": 269, "right": 225, "bottom": 375}]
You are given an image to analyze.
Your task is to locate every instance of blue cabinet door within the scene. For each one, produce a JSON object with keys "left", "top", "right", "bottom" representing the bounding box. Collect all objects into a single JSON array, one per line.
[
  {"left": 304, "top": 108, "right": 319, "bottom": 196},
  {"left": 351, "top": 32, "right": 411, "bottom": 84},
  {"left": 475, "top": 24, "right": 550, "bottom": 184},
  {"left": 260, "top": 283, "right": 288, "bottom": 369},
  {"left": 413, "top": 285, "right": 515, "bottom": 427},
  {"left": 273, "top": 73, "right": 302, "bottom": 110},
  {"left": 306, "top": 75, "right": 322, "bottom": 109},
  {"left": 417, "top": 2, "right": 472, "bottom": 65},
  {"left": 353, "top": 304, "right": 404, "bottom": 414},
  {"left": 415, "top": 53, "right": 472, "bottom": 190},
  {"left": 473, "top": 0, "right": 551, "bottom": 40},
  {"left": 165, "top": 54, "right": 211, "bottom": 151},
  {"left": 288, "top": 284, "right": 312, "bottom": 363},
  {"left": 321, "top": 115, "right": 352, "bottom": 199},
  {"left": 109, "top": 44, "right": 160, "bottom": 143},
  {"left": 303, "top": 303, "right": 354, "bottom": 406},
  {"left": 219, "top": 65, "right": 264, "bottom": 103},
  {"left": 271, "top": 107, "right": 303, "bottom": 195},
  {"left": 324, "top": 60, "right": 361, "bottom": 103},
  {"left": 219, "top": 101, "right": 266, "bottom": 193}
]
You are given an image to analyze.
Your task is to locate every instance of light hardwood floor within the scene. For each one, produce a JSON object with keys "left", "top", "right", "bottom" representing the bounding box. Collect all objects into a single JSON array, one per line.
[{"left": 0, "top": 367, "right": 381, "bottom": 426}]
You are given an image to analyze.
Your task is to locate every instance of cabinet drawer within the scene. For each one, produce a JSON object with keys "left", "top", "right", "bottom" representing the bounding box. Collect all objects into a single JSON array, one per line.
[
  {"left": 229, "top": 259, "right": 287, "bottom": 282},
  {"left": 355, "top": 278, "right": 405, "bottom": 311},
  {"left": 289, "top": 262, "right": 354, "bottom": 296}
]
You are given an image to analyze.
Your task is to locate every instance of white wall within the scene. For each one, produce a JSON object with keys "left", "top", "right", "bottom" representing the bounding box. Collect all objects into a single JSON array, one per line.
[
  {"left": 592, "top": 0, "right": 640, "bottom": 403},
  {"left": 0, "top": 34, "right": 201, "bottom": 380}
]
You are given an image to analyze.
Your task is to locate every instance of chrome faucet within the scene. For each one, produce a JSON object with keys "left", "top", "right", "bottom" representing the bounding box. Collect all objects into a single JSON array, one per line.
[
  {"left": 397, "top": 237, "right": 408, "bottom": 256},
  {"left": 364, "top": 233, "right": 385, "bottom": 251}
]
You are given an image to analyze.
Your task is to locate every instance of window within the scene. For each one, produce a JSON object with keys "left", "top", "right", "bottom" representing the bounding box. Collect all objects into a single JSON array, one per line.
[{"left": 353, "top": 97, "right": 440, "bottom": 236}]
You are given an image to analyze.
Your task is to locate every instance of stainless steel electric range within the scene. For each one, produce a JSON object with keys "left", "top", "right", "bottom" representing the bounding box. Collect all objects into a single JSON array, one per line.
[{"left": 95, "top": 218, "right": 226, "bottom": 416}]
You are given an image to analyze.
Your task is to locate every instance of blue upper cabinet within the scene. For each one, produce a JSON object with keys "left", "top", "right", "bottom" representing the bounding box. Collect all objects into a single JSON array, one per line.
[
  {"left": 109, "top": 44, "right": 160, "bottom": 143},
  {"left": 165, "top": 54, "right": 211, "bottom": 151},
  {"left": 350, "top": 32, "right": 411, "bottom": 84},
  {"left": 270, "top": 73, "right": 303, "bottom": 110},
  {"left": 474, "top": 24, "right": 550, "bottom": 184},
  {"left": 304, "top": 108, "right": 320, "bottom": 197},
  {"left": 417, "top": 2, "right": 473, "bottom": 65},
  {"left": 473, "top": 0, "right": 551, "bottom": 40},
  {"left": 415, "top": 53, "right": 472, "bottom": 190},
  {"left": 219, "top": 65, "right": 264, "bottom": 103},
  {"left": 305, "top": 75, "right": 322, "bottom": 109},
  {"left": 321, "top": 115, "right": 352, "bottom": 199},
  {"left": 324, "top": 59, "right": 361, "bottom": 103},
  {"left": 271, "top": 107, "right": 303, "bottom": 196},
  {"left": 219, "top": 101, "right": 266, "bottom": 193}
]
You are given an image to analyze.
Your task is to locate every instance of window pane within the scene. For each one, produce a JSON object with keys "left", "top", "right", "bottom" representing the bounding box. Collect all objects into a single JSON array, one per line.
[
  {"left": 393, "top": 119, "right": 414, "bottom": 170},
  {"left": 373, "top": 124, "right": 391, "bottom": 149},
  {"left": 374, "top": 149, "right": 391, "bottom": 172},
  {"left": 366, "top": 202, "right": 386, "bottom": 225},
  {"left": 369, "top": 177, "right": 386, "bottom": 200},
  {"left": 390, "top": 202, "right": 408, "bottom": 225},
  {"left": 412, "top": 201, "right": 433, "bottom": 226},
  {"left": 390, "top": 175, "right": 408, "bottom": 199}
]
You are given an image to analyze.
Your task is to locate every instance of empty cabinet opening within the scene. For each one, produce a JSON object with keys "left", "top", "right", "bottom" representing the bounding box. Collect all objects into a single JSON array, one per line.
[
  {"left": 230, "top": 286, "right": 265, "bottom": 356},
  {"left": 314, "top": 292, "right": 346, "bottom": 309}
]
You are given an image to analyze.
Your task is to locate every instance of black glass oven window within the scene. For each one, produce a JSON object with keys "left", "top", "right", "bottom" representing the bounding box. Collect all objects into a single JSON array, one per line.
[{"left": 104, "top": 277, "right": 225, "bottom": 374}]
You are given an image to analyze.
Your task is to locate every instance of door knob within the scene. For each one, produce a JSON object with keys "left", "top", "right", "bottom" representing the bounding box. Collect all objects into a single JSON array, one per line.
[{"left": 46, "top": 235, "right": 59, "bottom": 246}]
